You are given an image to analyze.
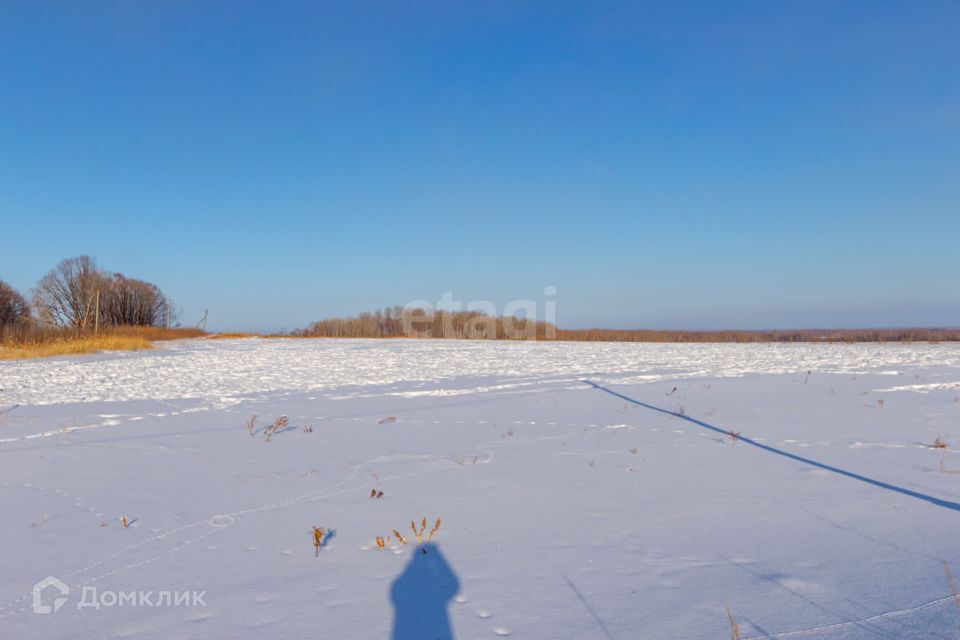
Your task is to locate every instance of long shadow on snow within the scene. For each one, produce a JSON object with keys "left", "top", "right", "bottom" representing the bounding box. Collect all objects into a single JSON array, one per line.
[
  {"left": 583, "top": 380, "right": 960, "bottom": 513},
  {"left": 390, "top": 542, "right": 460, "bottom": 640}
]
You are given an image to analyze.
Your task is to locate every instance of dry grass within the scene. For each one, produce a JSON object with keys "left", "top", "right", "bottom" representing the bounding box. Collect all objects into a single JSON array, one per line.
[
  {"left": 312, "top": 526, "right": 327, "bottom": 556},
  {"left": 726, "top": 605, "right": 741, "bottom": 640},
  {"left": 208, "top": 332, "right": 262, "bottom": 339},
  {"left": 263, "top": 416, "right": 290, "bottom": 442},
  {"left": 0, "top": 326, "right": 206, "bottom": 360},
  {"left": 411, "top": 517, "right": 441, "bottom": 544},
  {"left": 0, "top": 335, "right": 153, "bottom": 360},
  {"left": 932, "top": 435, "right": 949, "bottom": 450},
  {"left": 109, "top": 326, "right": 206, "bottom": 340},
  {"left": 375, "top": 517, "right": 441, "bottom": 549}
]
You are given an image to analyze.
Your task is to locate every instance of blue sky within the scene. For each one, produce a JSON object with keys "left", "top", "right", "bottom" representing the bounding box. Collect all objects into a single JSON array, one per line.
[{"left": 1, "top": 1, "right": 957, "bottom": 331}]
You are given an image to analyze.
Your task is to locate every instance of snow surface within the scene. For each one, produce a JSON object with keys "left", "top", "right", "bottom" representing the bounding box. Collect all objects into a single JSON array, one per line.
[{"left": 3, "top": 338, "right": 960, "bottom": 639}]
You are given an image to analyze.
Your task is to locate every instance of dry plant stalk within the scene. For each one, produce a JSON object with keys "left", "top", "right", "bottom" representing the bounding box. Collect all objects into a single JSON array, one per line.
[
  {"left": 727, "top": 429, "right": 742, "bottom": 443},
  {"left": 378, "top": 416, "right": 397, "bottom": 424},
  {"left": 121, "top": 515, "right": 128, "bottom": 528},
  {"left": 726, "top": 604, "right": 741, "bottom": 640},
  {"left": 369, "top": 489, "right": 384, "bottom": 499},
  {"left": 247, "top": 414, "right": 257, "bottom": 436},
  {"left": 263, "top": 416, "right": 290, "bottom": 442},
  {"left": 933, "top": 435, "right": 948, "bottom": 449},
  {"left": 302, "top": 425, "right": 313, "bottom": 433},
  {"left": 411, "top": 518, "right": 425, "bottom": 541},
  {"left": 376, "top": 517, "right": 441, "bottom": 548},
  {"left": 312, "top": 527, "right": 327, "bottom": 556}
]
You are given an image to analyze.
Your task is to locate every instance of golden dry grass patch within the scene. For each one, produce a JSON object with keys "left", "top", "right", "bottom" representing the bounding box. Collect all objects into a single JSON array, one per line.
[
  {"left": 0, "top": 326, "right": 206, "bottom": 360},
  {"left": 0, "top": 335, "right": 153, "bottom": 360}
]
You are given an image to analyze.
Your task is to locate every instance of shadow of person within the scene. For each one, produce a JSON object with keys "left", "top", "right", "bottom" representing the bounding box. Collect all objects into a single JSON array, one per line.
[{"left": 390, "top": 543, "right": 460, "bottom": 640}]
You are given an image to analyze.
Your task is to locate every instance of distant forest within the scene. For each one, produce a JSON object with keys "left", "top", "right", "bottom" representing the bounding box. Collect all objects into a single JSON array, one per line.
[{"left": 293, "top": 307, "right": 960, "bottom": 343}]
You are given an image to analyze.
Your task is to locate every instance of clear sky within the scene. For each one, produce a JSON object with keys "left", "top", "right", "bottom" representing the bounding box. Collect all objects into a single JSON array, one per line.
[{"left": 1, "top": 1, "right": 957, "bottom": 332}]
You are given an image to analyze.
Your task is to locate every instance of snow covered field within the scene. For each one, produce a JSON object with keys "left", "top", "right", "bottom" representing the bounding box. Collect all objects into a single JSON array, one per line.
[{"left": 3, "top": 338, "right": 960, "bottom": 639}]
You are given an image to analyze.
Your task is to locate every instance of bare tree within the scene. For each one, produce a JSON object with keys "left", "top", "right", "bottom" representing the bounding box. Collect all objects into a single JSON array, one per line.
[
  {"left": 0, "top": 279, "right": 30, "bottom": 328},
  {"left": 100, "top": 274, "right": 171, "bottom": 327},
  {"left": 32, "top": 256, "right": 105, "bottom": 330}
]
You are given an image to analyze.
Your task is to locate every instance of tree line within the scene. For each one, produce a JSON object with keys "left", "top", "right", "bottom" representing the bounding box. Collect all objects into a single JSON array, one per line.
[
  {"left": 293, "top": 307, "right": 557, "bottom": 340},
  {"left": 0, "top": 256, "right": 177, "bottom": 339},
  {"left": 293, "top": 307, "right": 960, "bottom": 342},
  {"left": 550, "top": 327, "right": 960, "bottom": 343}
]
